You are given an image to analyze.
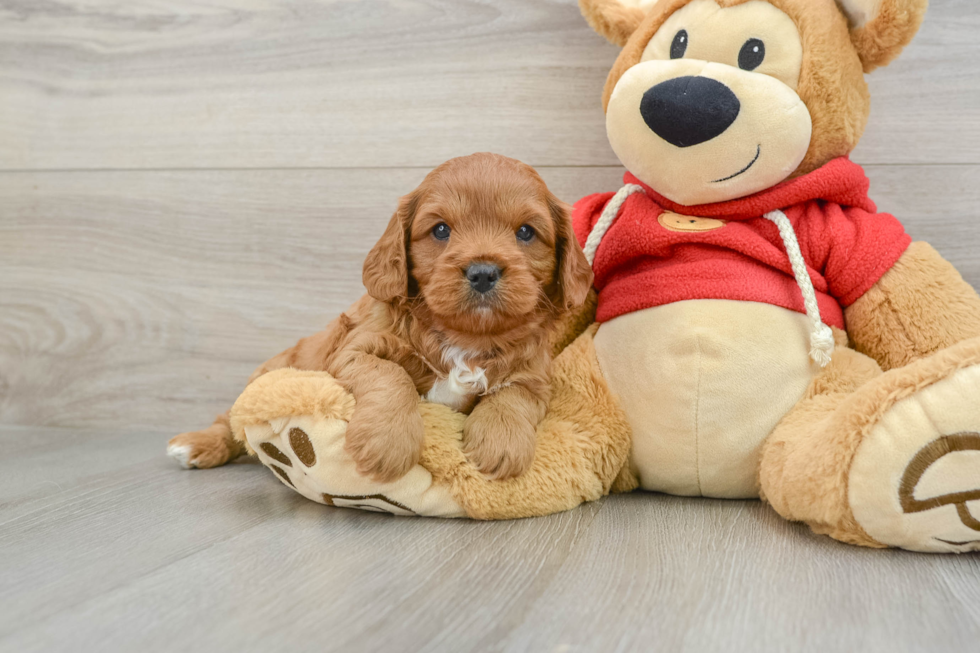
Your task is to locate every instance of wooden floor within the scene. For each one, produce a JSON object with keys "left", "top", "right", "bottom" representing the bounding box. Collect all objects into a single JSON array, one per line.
[{"left": 2, "top": 1, "right": 979, "bottom": 651}]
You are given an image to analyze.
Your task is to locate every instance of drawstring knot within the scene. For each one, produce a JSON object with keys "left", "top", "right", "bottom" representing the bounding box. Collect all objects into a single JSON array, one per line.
[{"left": 762, "top": 210, "right": 835, "bottom": 367}]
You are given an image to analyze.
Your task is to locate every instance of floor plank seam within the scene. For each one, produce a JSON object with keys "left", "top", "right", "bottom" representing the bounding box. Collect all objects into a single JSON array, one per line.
[{"left": 1, "top": 162, "right": 977, "bottom": 175}]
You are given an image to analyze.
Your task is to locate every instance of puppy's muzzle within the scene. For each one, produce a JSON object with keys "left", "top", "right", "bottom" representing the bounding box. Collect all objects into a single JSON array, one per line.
[
  {"left": 640, "top": 76, "right": 741, "bottom": 148},
  {"left": 466, "top": 263, "right": 501, "bottom": 295}
]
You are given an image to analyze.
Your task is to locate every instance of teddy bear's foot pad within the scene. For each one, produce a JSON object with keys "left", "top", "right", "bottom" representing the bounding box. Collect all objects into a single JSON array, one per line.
[
  {"left": 245, "top": 414, "right": 465, "bottom": 517},
  {"left": 849, "top": 363, "right": 980, "bottom": 553},
  {"left": 232, "top": 368, "right": 467, "bottom": 518}
]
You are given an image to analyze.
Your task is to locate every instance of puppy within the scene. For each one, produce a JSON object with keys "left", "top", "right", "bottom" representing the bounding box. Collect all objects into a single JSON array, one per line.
[{"left": 168, "top": 153, "right": 593, "bottom": 481}]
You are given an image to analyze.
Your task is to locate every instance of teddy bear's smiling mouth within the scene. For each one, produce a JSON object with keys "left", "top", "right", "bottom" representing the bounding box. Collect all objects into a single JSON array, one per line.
[{"left": 711, "top": 144, "right": 762, "bottom": 183}]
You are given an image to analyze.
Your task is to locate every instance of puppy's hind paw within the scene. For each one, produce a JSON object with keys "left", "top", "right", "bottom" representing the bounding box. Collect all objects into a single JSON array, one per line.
[
  {"left": 167, "top": 429, "right": 236, "bottom": 469},
  {"left": 167, "top": 442, "right": 195, "bottom": 469}
]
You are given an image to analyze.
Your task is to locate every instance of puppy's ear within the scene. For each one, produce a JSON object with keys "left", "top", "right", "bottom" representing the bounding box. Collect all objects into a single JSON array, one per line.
[
  {"left": 363, "top": 192, "right": 418, "bottom": 303},
  {"left": 549, "top": 195, "right": 594, "bottom": 312},
  {"left": 579, "top": 0, "right": 661, "bottom": 46},
  {"left": 838, "top": 0, "right": 928, "bottom": 72}
]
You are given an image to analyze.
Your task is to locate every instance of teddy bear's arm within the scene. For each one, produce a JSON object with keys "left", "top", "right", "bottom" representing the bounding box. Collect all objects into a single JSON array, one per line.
[{"left": 844, "top": 242, "right": 980, "bottom": 371}]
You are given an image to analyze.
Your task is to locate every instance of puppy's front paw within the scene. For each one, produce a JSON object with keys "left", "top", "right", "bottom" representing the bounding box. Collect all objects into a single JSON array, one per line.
[
  {"left": 463, "top": 406, "right": 536, "bottom": 480},
  {"left": 344, "top": 403, "right": 424, "bottom": 484}
]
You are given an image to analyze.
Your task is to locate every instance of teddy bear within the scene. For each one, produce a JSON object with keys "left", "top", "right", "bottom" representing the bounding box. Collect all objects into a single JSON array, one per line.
[{"left": 228, "top": 0, "right": 980, "bottom": 553}]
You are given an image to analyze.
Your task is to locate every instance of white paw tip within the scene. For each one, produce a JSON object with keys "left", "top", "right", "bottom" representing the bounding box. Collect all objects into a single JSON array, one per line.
[
  {"left": 269, "top": 417, "right": 290, "bottom": 435},
  {"left": 167, "top": 444, "right": 194, "bottom": 469}
]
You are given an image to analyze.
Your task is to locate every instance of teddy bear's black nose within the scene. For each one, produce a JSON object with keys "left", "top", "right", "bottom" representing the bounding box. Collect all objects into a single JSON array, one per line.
[{"left": 640, "top": 76, "right": 741, "bottom": 148}]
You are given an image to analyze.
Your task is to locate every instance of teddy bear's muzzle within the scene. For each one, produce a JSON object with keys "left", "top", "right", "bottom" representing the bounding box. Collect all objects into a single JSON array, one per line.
[{"left": 605, "top": 59, "right": 812, "bottom": 206}]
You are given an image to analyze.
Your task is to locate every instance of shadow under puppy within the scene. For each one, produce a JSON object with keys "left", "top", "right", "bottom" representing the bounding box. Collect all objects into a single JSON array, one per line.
[{"left": 168, "top": 153, "right": 594, "bottom": 481}]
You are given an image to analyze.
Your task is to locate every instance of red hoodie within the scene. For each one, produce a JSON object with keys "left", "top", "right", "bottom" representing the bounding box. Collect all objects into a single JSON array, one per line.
[{"left": 573, "top": 158, "right": 911, "bottom": 329}]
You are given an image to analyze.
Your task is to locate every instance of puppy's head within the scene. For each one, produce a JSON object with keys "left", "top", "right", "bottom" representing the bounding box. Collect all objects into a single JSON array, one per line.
[{"left": 363, "top": 153, "right": 593, "bottom": 334}]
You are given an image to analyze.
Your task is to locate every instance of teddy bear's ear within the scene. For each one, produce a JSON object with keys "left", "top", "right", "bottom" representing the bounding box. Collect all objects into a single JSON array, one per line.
[
  {"left": 579, "top": 0, "right": 662, "bottom": 46},
  {"left": 837, "top": 0, "right": 929, "bottom": 72}
]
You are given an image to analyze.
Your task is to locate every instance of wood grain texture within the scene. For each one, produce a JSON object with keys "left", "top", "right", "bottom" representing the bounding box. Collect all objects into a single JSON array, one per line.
[
  {"left": 1, "top": 0, "right": 979, "bottom": 171},
  {"left": 0, "top": 166, "right": 625, "bottom": 430},
  {"left": 1, "top": 426, "right": 977, "bottom": 653},
  {"left": 3, "top": 164, "right": 980, "bottom": 431},
  {"left": 2, "top": 0, "right": 980, "bottom": 650}
]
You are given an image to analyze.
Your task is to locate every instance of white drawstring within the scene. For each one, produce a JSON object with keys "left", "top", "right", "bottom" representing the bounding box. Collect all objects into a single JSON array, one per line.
[
  {"left": 762, "top": 210, "right": 835, "bottom": 367},
  {"left": 585, "top": 187, "right": 835, "bottom": 368},
  {"left": 583, "top": 184, "right": 645, "bottom": 266}
]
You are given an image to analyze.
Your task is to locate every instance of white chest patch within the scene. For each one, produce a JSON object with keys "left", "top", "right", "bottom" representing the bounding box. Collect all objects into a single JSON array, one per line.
[{"left": 424, "top": 346, "right": 489, "bottom": 412}]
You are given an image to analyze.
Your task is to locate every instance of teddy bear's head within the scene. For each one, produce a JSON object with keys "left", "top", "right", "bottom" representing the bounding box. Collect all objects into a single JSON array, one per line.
[{"left": 580, "top": 0, "right": 928, "bottom": 205}]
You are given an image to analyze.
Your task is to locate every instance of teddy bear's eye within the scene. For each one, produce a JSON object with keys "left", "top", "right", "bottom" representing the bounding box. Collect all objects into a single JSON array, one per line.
[
  {"left": 738, "top": 38, "right": 766, "bottom": 71},
  {"left": 670, "top": 30, "right": 688, "bottom": 59}
]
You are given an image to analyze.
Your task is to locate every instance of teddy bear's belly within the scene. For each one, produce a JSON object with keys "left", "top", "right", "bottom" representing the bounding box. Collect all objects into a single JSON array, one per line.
[{"left": 594, "top": 299, "right": 816, "bottom": 498}]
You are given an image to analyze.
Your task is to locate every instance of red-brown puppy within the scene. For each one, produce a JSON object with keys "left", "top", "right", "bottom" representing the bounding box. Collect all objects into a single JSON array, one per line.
[{"left": 168, "top": 153, "right": 594, "bottom": 481}]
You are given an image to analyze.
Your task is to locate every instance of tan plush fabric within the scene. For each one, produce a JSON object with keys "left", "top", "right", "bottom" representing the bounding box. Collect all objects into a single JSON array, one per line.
[
  {"left": 848, "top": 0, "right": 929, "bottom": 72},
  {"left": 760, "top": 334, "right": 980, "bottom": 549},
  {"left": 850, "top": 362, "right": 980, "bottom": 552},
  {"left": 592, "top": 0, "right": 928, "bottom": 177},
  {"left": 244, "top": 411, "right": 467, "bottom": 518},
  {"left": 595, "top": 301, "right": 815, "bottom": 498},
  {"left": 233, "top": 370, "right": 466, "bottom": 516},
  {"left": 641, "top": 1, "right": 804, "bottom": 89},
  {"left": 425, "top": 326, "right": 634, "bottom": 519},
  {"left": 599, "top": 0, "right": 872, "bottom": 180},
  {"left": 845, "top": 242, "right": 980, "bottom": 371},
  {"left": 606, "top": 54, "right": 813, "bottom": 205},
  {"left": 230, "top": 369, "right": 356, "bottom": 454},
  {"left": 759, "top": 335, "right": 885, "bottom": 548},
  {"left": 579, "top": 0, "right": 658, "bottom": 46}
]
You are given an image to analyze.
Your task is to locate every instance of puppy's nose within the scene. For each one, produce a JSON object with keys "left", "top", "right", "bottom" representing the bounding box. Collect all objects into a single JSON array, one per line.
[
  {"left": 640, "top": 76, "right": 741, "bottom": 148},
  {"left": 466, "top": 263, "right": 500, "bottom": 294}
]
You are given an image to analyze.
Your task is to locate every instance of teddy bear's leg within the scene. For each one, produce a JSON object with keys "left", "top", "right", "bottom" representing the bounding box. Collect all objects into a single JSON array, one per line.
[
  {"left": 230, "top": 322, "right": 633, "bottom": 520},
  {"left": 760, "top": 336, "right": 980, "bottom": 552},
  {"left": 422, "top": 324, "right": 634, "bottom": 520},
  {"left": 232, "top": 369, "right": 469, "bottom": 517},
  {"left": 758, "top": 342, "right": 885, "bottom": 547}
]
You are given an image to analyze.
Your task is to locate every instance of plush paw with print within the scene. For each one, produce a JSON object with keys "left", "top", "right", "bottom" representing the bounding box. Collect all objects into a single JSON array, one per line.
[{"left": 230, "top": 326, "right": 634, "bottom": 522}]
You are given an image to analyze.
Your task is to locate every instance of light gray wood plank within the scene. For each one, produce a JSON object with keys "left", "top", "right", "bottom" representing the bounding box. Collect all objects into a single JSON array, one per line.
[
  {"left": 0, "top": 425, "right": 606, "bottom": 651},
  {"left": 0, "top": 0, "right": 618, "bottom": 170},
  {"left": 0, "top": 427, "right": 977, "bottom": 653},
  {"left": 498, "top": 494, "right": 980, "bottom": 653},
  {"left": 3, "top": 164, "right": 979, "bottom": 431},
  {"left": 853, "top": 0, "right": 980, "bottom": 166},
  {"left": 2, "top": 0, "right": 979, "bottom": 171}
]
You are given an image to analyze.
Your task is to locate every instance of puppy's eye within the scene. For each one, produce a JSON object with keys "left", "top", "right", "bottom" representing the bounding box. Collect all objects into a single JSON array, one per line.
[
  {"left": 516, "top": 225, "right": 535, "bottom": 243},
  {"left": 738, "top": 38, "right": 765, "bottom": 71},
  {"left": 432, "top": 223, "right": 451, "bottom": 241},
  {"left": 670, "top": 30, "right": 688, "bottom": 59}
]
